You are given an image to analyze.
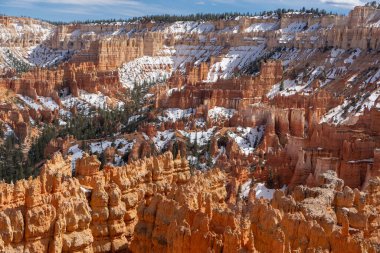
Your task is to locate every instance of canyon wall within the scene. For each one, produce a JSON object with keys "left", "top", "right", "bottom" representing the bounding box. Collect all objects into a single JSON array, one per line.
[
  {"left": 0, "top": 152, "right": 379, "bottom": 252},
  {"left": 0, "top": 151, "right": 191, "bottom": 252}
]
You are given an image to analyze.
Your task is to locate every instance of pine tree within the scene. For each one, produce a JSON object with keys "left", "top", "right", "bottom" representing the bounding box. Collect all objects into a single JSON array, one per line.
[{"left": 279, "top": 80, "right": 285, "bottom": 91}]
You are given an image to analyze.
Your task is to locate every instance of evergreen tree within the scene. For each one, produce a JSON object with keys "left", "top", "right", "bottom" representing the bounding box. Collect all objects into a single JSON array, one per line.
[
  {"left": 279, "top": 80, "right": 285, "bottom": 91},
  {"left": 0, "top": 134, "right": 25, "bottom": 183}
]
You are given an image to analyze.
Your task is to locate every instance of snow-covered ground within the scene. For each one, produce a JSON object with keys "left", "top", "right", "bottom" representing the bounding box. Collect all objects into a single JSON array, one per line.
[
  {"left": 89, "top": 141, "right": 113, "bottom": 154},
  {"left": 357, "top": 90, "right": 380, "bottom": 113},
  {"left": 270, "top": 48, "right": 312, "bottom": 67},
  {"left": 68, "top": 145, "right": 84, "bottom": 171},
  {"left": 344, "top": 49, "right": 361, "bottom": 64},
  {"left": 0, "top": 19, "right": 55, "bottom": 69},
  {"left": 320, "top": 67, "right": 347, "bottom": 87},
  {"left": 128, "top": 115, "right": 142, "bottom": 124},
  {"left": 208, "top": 107, "right": 236, "bottom": 121},
  {"left": 281, "top": 22, "right": 307, "bottom": 33},
  {"left": 115, "top": 138, "right": 135, "bottom": 154},
  {"left": 28, "top": 45, "right": 74, "bottom": 67},
  {"left": 0, "top": 47, "right": 31, "bottom": 70},
  {"left": 153, "top": 130, "right": 175, "bottom": 152},
  {"left": 240, "top": 179, "right": 253, "bottom": 198},
  {"left": 228, "top": 126, "right": 265, "bottom": 155},
  {"left": 0, "top": 44, "right": 69, "bottom": 69},
  {"left": 61, "top": 95, "right": 92, "bottom": 115},
  {"left": 3, "top": 123, "right": 14, "bottom": 138},
  {"left": 172, "top": 45, "right": 223, "bottom": 71},
  {"left": 255, "top": 183, "right": 287, "bottom": 200},
  {"left": 321, "top": 87, "right": 380, "bottom": 125},
  {"left": 67, "top": 138, "right": 134, "bottom": 169},
  {"left": 244, "top": 22, "right": 278, "bottom": 33},
  {"left": 119, "top": 45, "right": 223, "bottom": 89},
  {"left": 17, "top": 94, "right": 73, "bottom": 115},
  {"left": 320, "top": 100, "right": 350, "bottom": 125},
  {"left": 218, "top": 25, "right": 240, "bottom": 34},
  {"left": 240, "top": 179, "right": 287, "bottom": 200},
  {"left": 267, "top": 79, "right": 307, "bottom": 98},
  {"left": 37, "top": 96, "right": 59, "bottom": 111},
  {"left": 119, "top": 56, "right": 173, "bottom": 89},
  {"left": 328, "top": 48, "right": 345, "bottom": 64},
  {"left": 79, "top": 90, "right": 124, "bottom": 110},
  {"left": 305, "top": 23, "right": 321, "bottom": 32},
  {"left": 158, "top": 21, "right": 215, "bottom": 34},
  {"left": 0, "top": 20, "right": 52, "bottom": 43},
  {"left": 17, "top": 95, "right": 42, "bottom": 111},
  {"left": 79, "top": 90, "right": 110, "bottom": 110},
  {"left": 206, "top": 44, "right": 266, "bottom": 82},
  {"left": 17, "top": 89, "right": 125, "bottom": 117},
  {"left": 366, "top": 69, "right": 380, "bottom": 84},
  {"left": 278, "top": 22, "right": 307, "bottom": 43},
  {"left": 179, "top": 127, "right": 216, "bottom": 147},
  {"left": 158, "top": 108, "right": 195, "bottom": 122},
  {"left": 89, "top": 138, "right": 134, "bottom": 155},
  {"left": 194, "top": 118, "right": 206, "bottom": 128}
]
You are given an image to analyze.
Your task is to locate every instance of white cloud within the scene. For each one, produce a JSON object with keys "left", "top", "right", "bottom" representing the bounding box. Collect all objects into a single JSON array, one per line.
[
  {"left": 208, "top": 0, "right": 365, "bottom": 9},
  {"left": 5, "top": 0, "right": 142, "bottom": 6},
  {"left": 320, "top": 0, "right": 364, "bottom": 9},
  {"left": 1, "top": 0, "right": 182, "bottom": 18},
  {"left": 196, "top": 1, "right": 206, "bottom": 5}
]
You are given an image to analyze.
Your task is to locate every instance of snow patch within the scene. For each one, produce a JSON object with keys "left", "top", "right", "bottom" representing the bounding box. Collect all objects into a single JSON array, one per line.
[
  {"left": 267, "top": 79, "right": 305, "bottom": 99},
  {"left": 227, "top": 126, "right": 265, "bottom": 155},
  {"left": 119, "top": 56, "right": 173, "bottom": 89},
  {"left": 239, "top": 180, "right": 287, "bottom": 200},
  {"left": 158, "top": 108, "right": 195, "bottom": 122},
  {"left": 208, "top": 107, "right": 236, "bottom": 121},
  {"left": 206, "top": 44, "right": 266, "bottom": 82},
  {"left": 255, "top": 183, "right": 287, "bottom": 200},
  {"left": 244, "top": 23, "right": 278, "bottom": 33},
  {"left": 17, "top": 95, "right": 42, "bottom": 111},
  {"left": 68, "top": 145, "right": 84, "bottom": 171},
  {"left": 344, "top": 49, "right": 361, "bottom": 64},
  {"left": 153, "top": 130, "right": 175, "bottom": 152},
  {"left": 179, "top": 127, "right": 216, "bottom": 147},
  {"left": 37, "top": 96, "right": 59, "bottom": 111}
]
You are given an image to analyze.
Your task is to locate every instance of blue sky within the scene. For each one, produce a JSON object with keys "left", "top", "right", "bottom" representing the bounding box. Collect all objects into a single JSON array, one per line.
[{"left": 0, "top": 0, "right": 369, "bottom": 22}]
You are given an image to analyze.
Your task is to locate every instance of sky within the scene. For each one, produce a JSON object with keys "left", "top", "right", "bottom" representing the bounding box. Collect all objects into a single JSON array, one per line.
[{"left": 0, "top": 0, "right": 371, "bottom": 22}]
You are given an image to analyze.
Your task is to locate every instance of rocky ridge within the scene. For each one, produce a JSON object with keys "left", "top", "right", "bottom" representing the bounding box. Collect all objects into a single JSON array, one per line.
[{"left": 0, "top": 152, "right": 380, "bottom": 252}]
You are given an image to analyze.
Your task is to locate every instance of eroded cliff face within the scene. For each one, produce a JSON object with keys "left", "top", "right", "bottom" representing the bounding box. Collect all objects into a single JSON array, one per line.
[
  {"left": 131, "top": 170, "right": 380, "bottom": 253},
  {"left": 4, "top": 6, "right": 380, "bottom": 141},
  {"left": 0, "top": 151, "right": 191, "bottom": 252},
  {"left": 0, "top": 152, "right": 380, "bottom": 252}
]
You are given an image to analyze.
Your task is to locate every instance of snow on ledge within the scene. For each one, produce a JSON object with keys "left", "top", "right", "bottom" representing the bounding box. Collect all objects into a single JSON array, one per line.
[
  {"left": 227, "top": 126, "right": 265, "bottom": 156},
  {"left": 208, "top": 106, "right": 236, "bottom": 121},
  {"left": 240, "top": 179, "right": 287, "bottom": 200},
  {"left": 158, "top": 108, "right": 195, "bottom": 122}
]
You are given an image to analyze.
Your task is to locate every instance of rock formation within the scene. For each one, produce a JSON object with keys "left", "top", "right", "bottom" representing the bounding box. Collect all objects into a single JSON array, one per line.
[
  {"left": 0, "top": 152, "right": 379, "bottom": 252},
  {"left": 0, "top": 151, "right": 191, "bottom": 252}
]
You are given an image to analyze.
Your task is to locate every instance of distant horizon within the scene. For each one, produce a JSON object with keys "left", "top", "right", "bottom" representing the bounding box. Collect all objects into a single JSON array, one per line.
[
  {"left": 0, "top": 0, "right": 373, "bottom": 22},
  {"left": 0, "top": 9, "right": 344, "bottom": 24}
]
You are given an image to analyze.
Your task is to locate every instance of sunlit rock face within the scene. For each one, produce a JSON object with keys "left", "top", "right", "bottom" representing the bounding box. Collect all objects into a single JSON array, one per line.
[{"left": 0, "top": 153, "right": 379, "bottom": 252}]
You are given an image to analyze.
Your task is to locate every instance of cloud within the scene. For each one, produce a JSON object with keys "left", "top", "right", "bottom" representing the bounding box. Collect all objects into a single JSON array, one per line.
[
  {"left": 203, "top": 0, "right": 365, "bottom": 8},
  {"left": 319, "top": 0, "right": 364, "bottom": 8},
  {"left": 195, "top": 1, "right": 206, "bottom": 5},
  {"left": 4, "top": 0, "right": 141, "bottom": 6},
  {"left": 1, "top": 0, "right": 183, "bottom": 19}
]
